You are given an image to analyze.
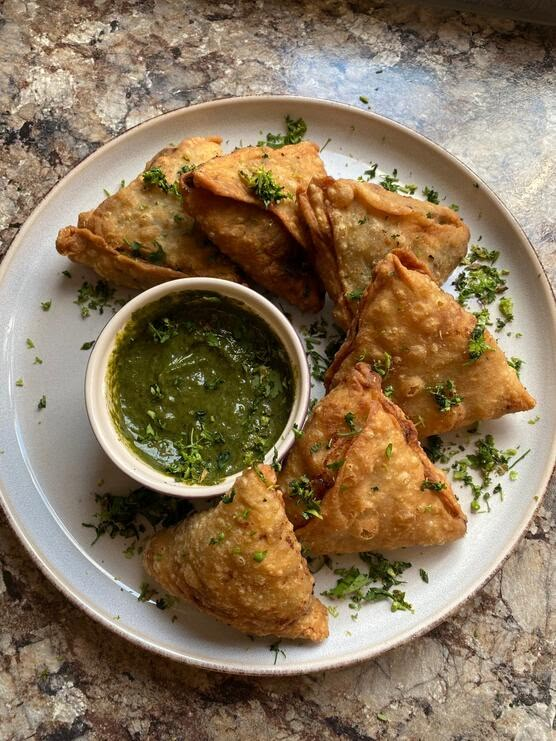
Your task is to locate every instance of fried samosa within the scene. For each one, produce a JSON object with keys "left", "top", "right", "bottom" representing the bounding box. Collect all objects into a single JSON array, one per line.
[
  {"left": 326, "top": 250, "right": 535, "bottom": 437},
  {"left": 181, "top": 142, "right": 326, "bottom": 312},
  {"left": 143, "top": 465, "right": 328, "bottom": 641},
  {"left": 299, "top": 177, "right": 470, "bottom": 328},
  {"left": 56, "top": 136, "right": 242, "bottom": 289},
  {"left": 278, "top": 364, "right": 466, "bottom": 556}
]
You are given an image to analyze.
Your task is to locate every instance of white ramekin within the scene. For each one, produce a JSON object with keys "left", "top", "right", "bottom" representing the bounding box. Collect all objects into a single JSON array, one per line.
[{"left": 85, "top": 278, "right": 310, "bottom": 499}]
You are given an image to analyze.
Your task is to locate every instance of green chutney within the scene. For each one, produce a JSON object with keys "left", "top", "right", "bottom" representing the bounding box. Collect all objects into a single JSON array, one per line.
[{"left": 108, "top": 291, "right": 294, "bottom": 485}]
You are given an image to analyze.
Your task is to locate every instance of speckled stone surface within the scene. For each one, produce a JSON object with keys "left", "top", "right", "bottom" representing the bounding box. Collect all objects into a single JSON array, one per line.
[{"left": 1, "top": 1, "right": 554, "bottom": 739}]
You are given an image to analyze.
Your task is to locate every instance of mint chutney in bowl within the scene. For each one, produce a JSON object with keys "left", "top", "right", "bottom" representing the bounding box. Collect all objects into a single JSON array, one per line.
[{"left": 85, "top": 278, "right": 310, "bottom": 498}]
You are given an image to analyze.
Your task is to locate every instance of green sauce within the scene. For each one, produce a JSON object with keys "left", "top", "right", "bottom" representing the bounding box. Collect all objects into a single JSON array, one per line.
[{"left": 108, "top": 291, "right": 294, "bottom": 485}]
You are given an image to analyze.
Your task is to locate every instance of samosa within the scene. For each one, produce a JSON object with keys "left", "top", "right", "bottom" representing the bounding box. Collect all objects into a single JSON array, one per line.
[
  {"left": 299, "top": 177, "right": 470, "bottom": 328},
  {"left": 326, "top": 250, "right": 535, "bottom": 437},
  {"left": 143, "top": 465, "right": 328, "bottom": 641},
  {"left": 278, "top": 364, "right": 467, "bottom": 556}
]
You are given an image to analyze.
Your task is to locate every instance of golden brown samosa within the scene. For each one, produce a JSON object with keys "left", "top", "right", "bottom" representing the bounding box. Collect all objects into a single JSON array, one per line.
[
  {"left": 181, "top": 142, "right": 326, "bottom": 312},
  {"left": 299, "top": 177, "right": 470, "bottom": 328},
  {"left": 143, "top": 465, "right": 328, "bottom": 641},
  {"left": 56, "top": 136, "right": 242, "bottom": 289},
  {"left": 278, "top": 364, "right": 466, "bottom": 556},
  {"left": 326, "top": 250, "right": 535, "bottom": 437}
]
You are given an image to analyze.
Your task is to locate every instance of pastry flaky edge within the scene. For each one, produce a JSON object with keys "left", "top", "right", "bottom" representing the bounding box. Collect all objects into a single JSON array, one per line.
[
  {"left": 278, "top": 363, "right": 467, "bottom": 556},
  {"left": 56, "top": 136, "right": 243, "bottom": 290},
  {"left": 298, "top": 176, "right": 470, "bottom": 328},
  {"left": 143, "top": 465, "right": 328, "bottom": 642},
  {"left": 180, "top": 141, "right": 326, "bottom": 313},
  {"left": 325, "top": 249, "right": 535, "bottom": 438}
]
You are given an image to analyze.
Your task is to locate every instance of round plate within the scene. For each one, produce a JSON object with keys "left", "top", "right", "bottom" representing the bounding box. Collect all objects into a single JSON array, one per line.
[{"left": 1, "top": 96, "right": 555, "bottom": 675}]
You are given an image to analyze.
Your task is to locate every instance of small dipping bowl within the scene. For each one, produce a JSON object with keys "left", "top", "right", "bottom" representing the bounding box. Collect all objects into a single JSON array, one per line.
[{"left": 85, "top": 278, "right": 310, "bottom": 498}]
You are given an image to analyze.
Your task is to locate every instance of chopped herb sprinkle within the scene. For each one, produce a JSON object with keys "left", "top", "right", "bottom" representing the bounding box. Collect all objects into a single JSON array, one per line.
[
  {"left": 289, "top": 476, "right": 322, "bottom": 520},
  {"left": 257, "top": 115, "right": 307, "bottom": 149},
  {"left": 239, "top": 166, "right": 291, "bottom": 208},
  {"left": 428, "top": 379, "right": 463, "bottom": 412}
]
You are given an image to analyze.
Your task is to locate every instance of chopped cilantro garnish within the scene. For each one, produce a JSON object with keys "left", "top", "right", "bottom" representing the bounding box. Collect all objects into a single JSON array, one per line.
[
  {"left": 454, "top": 263, "right": 507, "bottom": 306},
  {"left": 427, "top": 379, "right": 463, "bottom": 412},
  {"left": 142, "top": 167, "right": 181, "bottom": 197},
  {"left": 467, "top": 315, "right": 492, "bottom": 362},
  {"left": 385, "top": 443, "right": 393, "bottom": 459},
  {"left": 463, "top": 244, "right": 499, "bottom": 264},
  {"left": 221, "top": 488, "right": 236, "bottom": 504},
  {"left": 62, "top": 269, "right": 72, "bottom": 278},
  {"left": 253, "top": 550, "right": 267, "bottom": 562},
  {"left": 81, "top": 485, "right": 192, "bottom": 545},
  {"left": 324, "top": 552, "right": 413, "bottom": 613},
  {"left": 41, "top": 300, "right": 52, "bottom": 311},
  {"left": 422, "top": 186, "right": 440, "bottom": 204},
  {"left": 421, "top": 479, "right": 446, "bottom": 491},
  {"left": 309, "top": 442, "right": 322, "bottom": 455},
  {"left": 288, "top": 476, "right": 322, "bottom": 520},
  {"left": 209, "top": 532, "right": 225, "bottom": 545},
  {"left": 326, "top": 459, "right": 345, "bottom": 471},
  {"left": 33, "top": 356, "right": 43, "bottom": 365},
  {"left": 80, "top": 341, "right": 95, "bottom": 350},
  {"left": 15, "top": 378, "right": 24, "bottom": 387},
  {"left": 346, "top": 288, "right": 364, "bottom": 301},
  {"left": 26, "top": 338, "right": 35, "bottom": 349},
  {"left": 383, "top": 385, "right": 394, "bottom": 398},
  {"left": 359, "top": 95, "right": 369, "bottom": 104},
  {"left": 148, "top": 317, "right": 179, "bottom": 344},
  {"left": 239, "top": 166, "right": 291, "bottom": 208},
  {"left": 372, "top": 352, "right": 391, "bottom": 378},
  {"left": 419, "top": 568, "right": 429, "bottom": 583},
  {"left": 292, "top": 423, "right": 304, "bottom": 438},
  {"left": 37, "top": 395, "right": 46, "bottom": 410},
  {"left": 497, "top": 297, "right": 514, "bottom": 331},
  {"left": 508, "top": 356, "right": 523, "bottom": 377},
  {"left": 257, "top": 115, "right": 307, "bottom": 149},
  {"left": 75, "top": 279, "right": 117, "bottom": 319}
]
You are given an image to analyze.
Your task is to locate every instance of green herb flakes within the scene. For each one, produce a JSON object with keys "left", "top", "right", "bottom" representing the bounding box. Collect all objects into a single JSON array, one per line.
[
  {"left": 41, "top": 300, "right": 52, "bottom": 312},
  {"left": 257, "top": 115, "right": 307, "bottom": 149},
  {"left": 142, "top": 167, "right": 181, "bottom": 198},
  {"left": 80, "top": 341, "right": 95, "bottom": 351},
  {"left": 289, "top": 476, "right": 322, "bottom": 520},
  {"left": 428, "top": 379, "right": 463, "bottom": 412},
  {"left": 253, "top": 550, "right": 267, "bottom": 562},
  {"left": 37, "top": 395, "right": 46, "bottom": 410},
  {"left": 239, "top": 166, "right": 291, "bottom": 208},
  {"left": 385, "top": 443, "right": 393, "bottom": 459},
  {"left": 26, "top": 338, "right": 35, "bottom": 349},
  {"left": 419, "top": 568, "right": 429, "bottom": 583},
  {"left": 15, "top": 378, "right": 24, "bottom": 387},
  {"left": 421, "top": 479, "right": 446, "bottom": 491}
]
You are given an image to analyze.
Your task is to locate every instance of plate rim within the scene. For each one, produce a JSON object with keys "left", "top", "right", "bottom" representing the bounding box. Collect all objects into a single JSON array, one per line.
[{"left": 1, "top": 94, "right": 555, "bottom": 676}]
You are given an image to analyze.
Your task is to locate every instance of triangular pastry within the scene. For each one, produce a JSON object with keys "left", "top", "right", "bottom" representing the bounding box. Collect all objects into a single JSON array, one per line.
[
  {"left": 143, "top": 465, "right": 328, "bottom": 641},
  {"left": 278, "top": 364, "right": 467, "bottom": 556},
  {"left": 181, "top": 142, "right": 326, "bottom": 312},
  {"left": 57, "top": 136, "right": 242, "bottom": 289},
  {"left": 299, "top": 177, "right": 470, "bottom": 327},
  {"left": 326, "top": 250, "right": 535, "bottom": 437}
]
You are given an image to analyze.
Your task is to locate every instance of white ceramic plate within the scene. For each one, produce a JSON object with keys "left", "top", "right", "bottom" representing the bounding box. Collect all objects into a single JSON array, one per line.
[{"left": 1, "top": 96, "right": 555, "bottom": 676}]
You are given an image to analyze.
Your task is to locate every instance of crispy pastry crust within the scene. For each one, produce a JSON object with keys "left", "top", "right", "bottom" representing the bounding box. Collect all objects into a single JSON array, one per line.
[
  {"left": 325, "top": 249, "right": 535, "bottom": 437},
  {"left": 143, "top": 466, "right": 328, "bottom": 641},
  {"left": 299, "top": 177, "right": 470, "bottom": 328},
  {"left": 181, "top": 179, "right": 324, "bottom": 312},
  {"left": 191, "top": 141, "right": 328, "bottom": 249},
  {"left": 56, "top": 136, "right": 242, "bottom": 287},
  {"left": 278, "top": 364, "right": 467, "bottom": 555}
]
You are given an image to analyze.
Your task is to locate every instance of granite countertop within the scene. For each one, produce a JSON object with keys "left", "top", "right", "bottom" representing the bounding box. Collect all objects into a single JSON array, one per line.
[{"left": 1, "top": 1, "right": 554, "bottom": 739}]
